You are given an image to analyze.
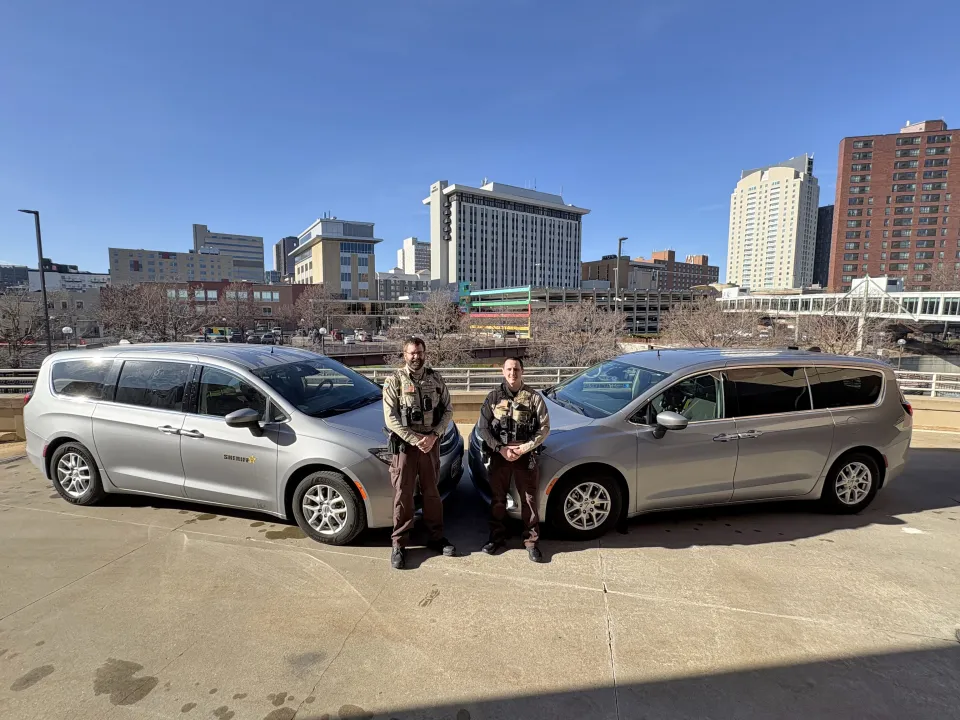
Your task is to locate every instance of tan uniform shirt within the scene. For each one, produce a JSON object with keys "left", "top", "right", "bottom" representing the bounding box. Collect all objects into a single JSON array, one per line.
[
  {"left": 477, "top": 382, "right": 550, "bottom": 456},
  {"left": 383, "top": 365, "right": 453, "bottom": 446}
]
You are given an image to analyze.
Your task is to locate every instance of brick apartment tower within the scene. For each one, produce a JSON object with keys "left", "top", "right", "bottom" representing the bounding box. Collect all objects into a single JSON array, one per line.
[
  {"left": 829, "top": 120, "right": 955, "bottom": 292},
  {"left": 634, "top": 249, "right": 720, "bottom": 291}
]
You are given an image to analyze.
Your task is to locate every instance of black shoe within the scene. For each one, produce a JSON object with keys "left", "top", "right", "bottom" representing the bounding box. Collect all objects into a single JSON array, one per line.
[
  {"left": 391, "top": 547, "right": 405, "bottom": 570},
  {"left": 528, "top": 546, "right": 543, "bottom": 563},
  {"left": 481, "top": 540, "right": 504, "bottom": 555},
  {"left": 427, "top": 537, "right": 457, "bottom": 557}
]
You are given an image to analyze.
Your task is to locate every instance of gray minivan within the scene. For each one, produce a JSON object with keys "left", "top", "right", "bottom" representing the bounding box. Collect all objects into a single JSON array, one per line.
[
  {"left": 23, "top": 345, "right": 464, "bottom": 545},
  {"left": 469, "top": 349, "right": 912, "bottom": 539}
]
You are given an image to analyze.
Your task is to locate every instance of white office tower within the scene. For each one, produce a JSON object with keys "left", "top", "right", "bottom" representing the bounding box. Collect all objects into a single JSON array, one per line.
[
  {"left": 727, "top": 155, "right": 819, "bottom": 289},
  {"left": 423, "top": 180, "right": 590, "bottom": 290}
]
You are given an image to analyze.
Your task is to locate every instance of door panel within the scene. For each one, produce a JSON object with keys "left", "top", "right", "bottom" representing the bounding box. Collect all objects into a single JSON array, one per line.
[
  {"left": 91, "top": 359, "right": 192, "bottom": 495},
  {"left": 636, "top": 420, "right": 738, "bottom": 509},
  {"left": 634, "top": 371, "right": 736, "bottom": 510},
  {"left": 180, "top": 366, "right": 280, "bottom": 512},
  {"left": 726, "top": 366, "right": 835, "bottom": 500}
]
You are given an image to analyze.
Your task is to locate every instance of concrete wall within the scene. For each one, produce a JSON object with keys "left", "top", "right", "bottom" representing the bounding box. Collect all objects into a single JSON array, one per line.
[{"left": 0, "top": 396, "right": 26, "bottom": 442}]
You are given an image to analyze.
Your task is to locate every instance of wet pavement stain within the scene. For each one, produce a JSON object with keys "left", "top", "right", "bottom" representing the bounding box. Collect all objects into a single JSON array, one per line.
[
  {"left": 93, "top": 658, "right": 159, "bottom": 706},
  {"left": 287, "top": 651, "right": 325, "bottom": 674},
  {"left": 218, "top": 517, "right": 227, "bottom": 522},
  {"left": 0, "top": 649, "right": 6, "bottom": 658},
  {"left": 48, "top": 494, "right": 60, "bottom": 499},
  {"left": 181, "top": 702, "right": 197, "bottom": 713},
  {"left": 233, "top": 693, "right": 247, "bottom": 700},
  {"left": 265, "top": 526, "right": 306, "bottom": 540},
  {"left": 196, "top": 513, "right": 218, "bottom": 521},
  {"left": 35, "top": 641, "right": 45, "bottom": 647},
  {"left": 305, "top": 696, "right": 316, "bottom": 704},
  {"left": 179, "top": 510, "right": 190, "bottom": 514},
  {"left": 213, "top": 706, "right": 235, "bottom": 720},
  {"left": 339, "top": 705, "right": 373, "bottom": 720},
  {"left": 267, "top": 691, "right": 289, "bottom": 707},
  {"left": 210, "top": 687, "right": 218, "bottom": 694},
  {"left": 250, "top": 521, "right": 265, "bottom": 527},
  {"left": 10, "top": 665, "right": 54, "bottom": 691},
  {"left": 262, "top": 709, "right": 296, "bottom": 720}
]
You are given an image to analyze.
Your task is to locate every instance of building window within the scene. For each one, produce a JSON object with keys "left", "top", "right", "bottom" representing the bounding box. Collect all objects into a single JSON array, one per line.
[
  {"left": 844, "top": 242, "right": 860, "bottom": 250},
  {"left": 846, "top": 220, "right": 862, "bottom": 228},
  {"left": 923, "top": 170, "right": 949, "bottom": 179},
  {"left": 921, "top": 194, "right": 941, "bottom": 202},
  {"left": 894, "top": 160, "right": 919, "bottom": 169},
  {"left": 923, "top": 182, "right": 948, "bottom": 191},
  {"left": 925, "top": 158, "right": 950, "bottom": 168},
  {"left": 892, "top": 230, "right": 913, "bottom": 237},
  {"left": 849, "top": 186, "right": 869, "bottom": 194},
  {"left": 893, "top": 218, "right": 913, "bottom": 226},
  {"left": 928, "top": 134, "right": 952, "bottom": 144},
  {"left": 917, "top": 229, "right": 937, "bottom": 237},
  {"left": 896, "top": 148, "right": 921, "bottom": 158},
  {"left": 853, "top": 140, "right": 874, "bottom": 149},
  {"left": 918, "top": 217, "right": 939, "bottom": 225},
  {"left": 892, "top": 184, "right": 917, "bottom": 192},
  {"left": 926, "top": 146, "right": 951, "bottom": 156},
  {"left": 896, "top": 136, "right": 922, "bottom": 146},
  {"left": 895, "top": 207, "right": 914, "bottom": 215},
  {"left": 843, "top": 253, "right": 859, "bottom": 260},
  {"left": 850, "top": 175, "right": 871, "bottom": 183}
]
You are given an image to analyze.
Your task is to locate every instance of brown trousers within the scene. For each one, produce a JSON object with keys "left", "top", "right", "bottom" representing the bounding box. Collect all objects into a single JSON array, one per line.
[
  {"left": 488, "top": 452, "right": 540, "bottom": 547},
  {"left": 390, "top": 442, "right": 442, "bottom": 548}
]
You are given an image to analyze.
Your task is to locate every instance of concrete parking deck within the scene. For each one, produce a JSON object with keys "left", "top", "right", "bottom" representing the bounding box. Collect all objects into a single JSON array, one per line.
[{"left": 0, "top": 431, "right": 959, "bottom": 719}]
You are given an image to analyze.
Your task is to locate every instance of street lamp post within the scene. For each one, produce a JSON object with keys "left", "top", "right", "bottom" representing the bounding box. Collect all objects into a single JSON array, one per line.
[
  {"left": 897, "top": 338, "right": 907, "bottom": 370},
  {"left": 614, "top": 237, "right": 628, "bottom": 300},
  {"left": 18, "top": 209, "right": 53, "bottom": 355}
]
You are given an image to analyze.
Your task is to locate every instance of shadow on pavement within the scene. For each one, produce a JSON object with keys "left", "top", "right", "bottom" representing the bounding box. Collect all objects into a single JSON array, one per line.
[{"left": 288, "top": 645, "right": 960, "bottom": 720}]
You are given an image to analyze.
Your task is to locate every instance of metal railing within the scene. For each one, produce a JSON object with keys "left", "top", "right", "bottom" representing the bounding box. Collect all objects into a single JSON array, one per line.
[
  {"left": 3, "top": 365, "right": 959, "bottom": 398},
  {"left": 894, "top": 371, "right": 960, "bottom": 398}
]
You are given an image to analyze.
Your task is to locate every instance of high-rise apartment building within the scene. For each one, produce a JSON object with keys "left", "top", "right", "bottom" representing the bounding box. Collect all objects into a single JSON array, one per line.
[
  {"left": 273, "top": 236, "right": 299, "bottom": 279},
  {"left": 397, "top": 237, "right": 430, "bottom": 274},
  {"left": 293, "top": 217, "right": 381, "bottom": 299},
  {"left": 812, "top": 205, "right": 835, "bottom": 287},
  {"left": 727, "top": 155, "right": 819, "bottom": 290},
  {"left": 192, "top": 224, "right": 264, "bottom": 282},
  {"left": 633, "top": 250, "right": 719, "bottom": 290},
  {"left": 424, "top": 180, "right": 589, "bottom": 290},
  {"left": 829, "top": 120, "right": 955, "bottom": 292}
]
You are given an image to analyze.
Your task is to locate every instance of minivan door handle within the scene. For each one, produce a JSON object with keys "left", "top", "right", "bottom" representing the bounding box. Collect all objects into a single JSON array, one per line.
[
  {"left": 738, "top": 430, "right": 764, "bottom": 439},
  {"left": 713, "top": 433, "right": 737, "bottom": 442},
  {"left": 157, "top": 425, "right": 180, "bottom": 435},
  {"left": 180, "top": 429, "right": 205, "bottom": 439}
]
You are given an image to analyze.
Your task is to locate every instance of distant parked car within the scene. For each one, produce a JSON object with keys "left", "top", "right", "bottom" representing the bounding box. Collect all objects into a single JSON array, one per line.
[
  {"left": 342, "top": 335, "right": 355, "bottom": 345},
  {"left": 245, "top": 334, "right": 261, "bottom": 344},
  {"left": 260, "top": 333, "right": 276, "bottom": 345},
  {"left": 212, "top": 335, "right": 228, "bottom": 344},
  {"left": 227, "top": 333, "right": 244, "bottom": 343}
]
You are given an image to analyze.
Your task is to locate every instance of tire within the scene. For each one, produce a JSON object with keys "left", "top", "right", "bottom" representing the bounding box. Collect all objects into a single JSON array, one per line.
[
  {"left": 820, "top": 452, "right": 881, "bottom": 514},
  {"left": 50, "top": 442, "right": 106, "bottom": 506},
  {"left": 292, "top": 471, "right": 366, "bottom": 545},
  {"left": 548, "top": 471, "right": 623, "bottom": 541}
]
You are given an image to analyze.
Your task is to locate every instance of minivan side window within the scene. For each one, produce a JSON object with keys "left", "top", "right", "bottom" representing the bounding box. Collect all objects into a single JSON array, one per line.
[
  {"left": 114, "top": 360, "right": 191, "bottom": 412},
  {"left": 645, "top": 373, "right": 722, "bottom": 423},
  {"left": 725, "top": 367, "right": 812, "bottom": 418},
  {"left": 50, "top": 359, "right": 111, "bottom": 399},
  {"left": 808, "top": 367, "right": 883, "bottom": 409},
  {"left": 197, "top": 366, "right": 267, "bottom": 420}
]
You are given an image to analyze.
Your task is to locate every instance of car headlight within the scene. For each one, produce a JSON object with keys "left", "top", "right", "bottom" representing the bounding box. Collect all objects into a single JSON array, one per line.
[{"left": 368, "top": 447, "right": 393, "bottom": 465}]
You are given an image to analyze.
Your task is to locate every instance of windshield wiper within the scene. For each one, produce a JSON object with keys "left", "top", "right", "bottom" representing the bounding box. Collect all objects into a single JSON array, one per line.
[
  {"left": 551, "top": 395, "right": 586, "bottom": 415},
  {"left": 320, "top": 394, "right": 381, "bottom": 417}
]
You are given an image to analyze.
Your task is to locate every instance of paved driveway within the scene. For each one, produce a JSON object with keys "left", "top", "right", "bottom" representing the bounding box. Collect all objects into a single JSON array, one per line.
[{"left": 1, "top": 431, "right": 959, "bottom": 720}]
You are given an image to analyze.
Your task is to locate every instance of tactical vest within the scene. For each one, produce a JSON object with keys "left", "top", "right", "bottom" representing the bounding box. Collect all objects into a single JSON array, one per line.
[
  {"left": 489, "top": 383, "right": 539, "bottom": 446},
  {"left": 393, "top": 367, "right": 445, "bottom": 429}
]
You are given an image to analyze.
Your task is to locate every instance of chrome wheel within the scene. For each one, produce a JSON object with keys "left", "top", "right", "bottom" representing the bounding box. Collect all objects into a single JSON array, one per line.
[
  {"left": 835, "top": 461, "right": 872, "bottom": 505},
  {"left": 563, "top": 482, "right": 612, "bottom": 531},
  {"left": 56, "top": 452, "right": 92, "bottom": 499},
  {"left": 302, "top": 484, "right": 348, "bottom": 535}
]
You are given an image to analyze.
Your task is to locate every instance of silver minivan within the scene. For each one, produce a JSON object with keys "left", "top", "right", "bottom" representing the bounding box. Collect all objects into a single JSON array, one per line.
[
  {"left": 23, "top": 345, "right": 464, "bottom": 545},
  {"left": 469, "top": 349, "right": 912, "bottom": 539}
]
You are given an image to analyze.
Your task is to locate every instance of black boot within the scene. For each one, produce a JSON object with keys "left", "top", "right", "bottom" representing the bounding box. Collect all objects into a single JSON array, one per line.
[
  {"left": 481, "top": 540, "right": 505, "bottom": 555},
  {"left": 391, "top": 546, "right": 405, "bottom": 570},
  {"left": 527, "top": 545, "right": 543, "bottom": 563},
  {"left": 427, "top": 537, "right": 457, "bottom": 557}
]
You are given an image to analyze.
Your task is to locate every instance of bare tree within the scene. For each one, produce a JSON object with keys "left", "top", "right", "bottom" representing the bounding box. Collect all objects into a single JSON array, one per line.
[
  {"left": 0, "top": 289, "right": 46, "bottom": 368},
  {"left": 527, "top": 302, "right": 626, "bottom": 367},
  {"left": 98, "top": 284, "right": 205, "bottom": 342},
  {"left": 98, "top": 285, "right": 146, "bottom": 340},
  {"left": 386, "top": 290, "right": 475, "bottom": 366},
  {"left": 213, "top": 283, "right": 258, "bottom": 335},
  {"left": 295, "top": 284, "right": 342, "bottom": 332},
  {"left": 928, "top": 262, "right": 960, "bottom": 292},
  {"left": 658, "top": 296, "right": 764, "bottom": 348},
  {"left": 343, "top": 313, "right": 376, "bottom": 333}
]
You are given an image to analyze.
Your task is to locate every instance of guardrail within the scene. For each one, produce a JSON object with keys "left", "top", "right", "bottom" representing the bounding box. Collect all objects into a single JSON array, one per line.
[
  {"left": 3, "top": 365, "right": 959, "bottom": 397},
  {"left": 894, "top": 371, "right": 960, "bottom": 398}
]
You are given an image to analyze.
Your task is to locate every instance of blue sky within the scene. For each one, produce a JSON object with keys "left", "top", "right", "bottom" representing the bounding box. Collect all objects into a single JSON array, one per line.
[{"left": 2, "top": 0, "right": 959, "bottom": 280}]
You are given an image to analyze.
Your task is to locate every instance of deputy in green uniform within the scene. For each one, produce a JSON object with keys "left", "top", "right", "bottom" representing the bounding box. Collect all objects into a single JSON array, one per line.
[
  {"left": 476, "top": 357, "right": 550, "bottom": 562},
  {"left": 382, "top": 337, "right": 457, "bottom": 570}
]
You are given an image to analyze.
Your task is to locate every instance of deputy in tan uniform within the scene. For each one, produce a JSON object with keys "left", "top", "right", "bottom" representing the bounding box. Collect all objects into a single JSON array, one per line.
[
  {"left": 476, "top": 357, "right": 550, "bottom": 562},
  {"left": 382, "top": 336, "right": 456, "bottom": 569}
]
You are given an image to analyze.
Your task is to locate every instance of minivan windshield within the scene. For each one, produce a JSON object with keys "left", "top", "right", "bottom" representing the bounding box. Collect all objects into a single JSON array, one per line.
[
  {"left": 252, "top": 359, "right": 382, "bottom": 418},
  {"left": 546, "top": 360, "right": 670, "bottom": 418}
]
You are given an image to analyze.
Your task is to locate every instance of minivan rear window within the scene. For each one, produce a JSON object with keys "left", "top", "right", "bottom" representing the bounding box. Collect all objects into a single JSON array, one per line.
[
  {"left": 50, "top": 359, "right": 111, "bottom": 399},
  {"left": 114, "top": 360, "right": 191, "bottom": 412},
  {"left": 808, "top": 367, "right": 883, "bottom": 409},
  {"left": 725, "top": 367, "right": 812, "bottom": 417}
]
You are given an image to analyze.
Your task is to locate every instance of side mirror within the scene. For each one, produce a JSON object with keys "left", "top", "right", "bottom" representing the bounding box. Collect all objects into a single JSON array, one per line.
[
  {"left": 652, "top": 411, "right": 689, "bottom": 439},
  {"left": 225, "top": 408, "right": 262, "bottom": 434}
]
